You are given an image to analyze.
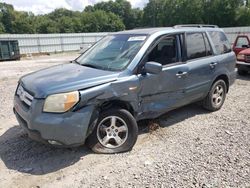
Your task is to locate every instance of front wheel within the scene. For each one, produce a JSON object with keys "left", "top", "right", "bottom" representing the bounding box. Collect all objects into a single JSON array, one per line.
[
  {"left": 202, "top": 80, "right": 227, "bottom": 111},
  {"left": 86, "top": 108, "right": 138, "bottom": 154}
]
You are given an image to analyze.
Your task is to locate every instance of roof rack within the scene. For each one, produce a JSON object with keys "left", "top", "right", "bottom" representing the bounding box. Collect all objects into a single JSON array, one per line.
[
  {"left": 174, "top": 24, "right": 218, "bottom": 28},
  {"left": 132, "top": 27, "right": 155, "bottom": 30}
]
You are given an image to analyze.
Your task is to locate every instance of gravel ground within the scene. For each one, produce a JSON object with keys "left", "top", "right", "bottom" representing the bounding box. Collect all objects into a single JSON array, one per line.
[{"left": 0, "top": 55, "right": 249, "bottom": 188}]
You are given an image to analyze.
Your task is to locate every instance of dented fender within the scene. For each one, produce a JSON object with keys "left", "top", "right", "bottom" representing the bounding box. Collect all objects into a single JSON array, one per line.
[{"left": 77, "top": 75, "right": 141, "bottom": 116}]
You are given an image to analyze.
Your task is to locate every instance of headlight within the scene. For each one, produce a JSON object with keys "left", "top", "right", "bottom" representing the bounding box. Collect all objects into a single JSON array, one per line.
[
  {"left": 237, "top": 54, "right": 245, "bottom": 61},
  {"left": 43, "top": 91, "right": 79, "bottom": 113}
]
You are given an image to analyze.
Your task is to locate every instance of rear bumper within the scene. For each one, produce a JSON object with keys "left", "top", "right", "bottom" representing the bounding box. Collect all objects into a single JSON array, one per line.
[
  {"left": 13, "top": 95, "right": 95, "bottom": 146},
  {"left": 236, "top": 61, "right": 250, "bottom": 71}
]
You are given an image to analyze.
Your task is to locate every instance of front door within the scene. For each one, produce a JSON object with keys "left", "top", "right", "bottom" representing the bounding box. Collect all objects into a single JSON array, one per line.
[{"left": 137, "top": 34, "right": 189, "bottom": 119}]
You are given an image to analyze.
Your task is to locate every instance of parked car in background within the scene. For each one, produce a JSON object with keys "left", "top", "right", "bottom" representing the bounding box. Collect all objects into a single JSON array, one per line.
[
  {"left": 233, "top": 35, "right": 250, "bottom": 75},
  {"left": 14, "top": 25, "right": 236, "bottom": 154}
]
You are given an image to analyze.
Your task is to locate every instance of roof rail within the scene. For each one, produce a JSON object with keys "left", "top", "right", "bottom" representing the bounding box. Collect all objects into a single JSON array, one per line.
[
  {"left": 174, "top": 24, "right": 219, "bottom": 28},
  {"left": 132, "top": 27, "right": 152, "bottom": 29}
]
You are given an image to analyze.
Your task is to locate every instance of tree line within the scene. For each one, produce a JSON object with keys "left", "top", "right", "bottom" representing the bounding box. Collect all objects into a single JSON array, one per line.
[{"left": 0, "top": 0, "right": 249, "bottom": 34}]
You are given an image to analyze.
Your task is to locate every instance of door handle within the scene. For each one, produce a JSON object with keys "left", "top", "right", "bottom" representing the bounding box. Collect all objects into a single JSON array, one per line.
[
  {"left": 210, "top": 62, "right": 218, "bottom": 69},
  {"left": 176, "top": 71, "right": 188, "bottom": 78}
]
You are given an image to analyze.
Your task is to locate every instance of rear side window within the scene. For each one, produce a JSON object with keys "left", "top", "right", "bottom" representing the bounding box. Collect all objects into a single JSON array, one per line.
[
  {"left": 208, "top": 31, "right": 231, "bottom": 54},
  {"left": 186, "top": 33, "right": 206, "bottom": 60}
]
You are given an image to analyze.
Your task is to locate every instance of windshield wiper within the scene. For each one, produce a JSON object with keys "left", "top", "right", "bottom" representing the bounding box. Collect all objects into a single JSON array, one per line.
[
  {"left": 75, "top": 61, "right": 116, "bottom": 71},
  {"left": 82, "top": 64, "right": 101, "bottom": 69}
]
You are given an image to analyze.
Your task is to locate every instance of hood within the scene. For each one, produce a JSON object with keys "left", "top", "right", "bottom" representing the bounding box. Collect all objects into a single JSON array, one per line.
[
  {"left": 20, "top": 63, "right": 119, "bottom": 98},
  {"left": 239, "top": 48, "right": 250, "bottom": 55}
]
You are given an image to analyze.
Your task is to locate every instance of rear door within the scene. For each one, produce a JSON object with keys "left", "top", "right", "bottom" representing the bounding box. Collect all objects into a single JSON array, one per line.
[
  {"left": 184, "top": 32, "right": 218, "bottom": 102},
  {"left": 208, "top": 31, "right": 235, "bottom": 81}
]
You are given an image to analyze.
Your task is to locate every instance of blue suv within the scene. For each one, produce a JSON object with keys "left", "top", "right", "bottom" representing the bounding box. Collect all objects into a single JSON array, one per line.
[{"left": 14, "top": 26, "right": 236, "bottom": 153}]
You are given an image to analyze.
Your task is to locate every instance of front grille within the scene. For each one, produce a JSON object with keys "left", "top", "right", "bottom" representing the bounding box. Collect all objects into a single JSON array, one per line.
[
  {"left": 16, "top": 85, "right": 34, "bottom": 107},
  {"left": 245, "top": 55, "right": 250, "bottom": 63}
]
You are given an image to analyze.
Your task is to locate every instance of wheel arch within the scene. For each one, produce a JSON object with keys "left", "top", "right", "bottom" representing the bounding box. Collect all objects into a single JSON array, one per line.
[
  {"left": 86, "top": 100, "right": 136, "bottom": 137},
  {"left": 213, "top": 74, "right": 229, "bottom": 92},
  {"left": 99, "top": 100, "right": 135, "bottom": 116}
]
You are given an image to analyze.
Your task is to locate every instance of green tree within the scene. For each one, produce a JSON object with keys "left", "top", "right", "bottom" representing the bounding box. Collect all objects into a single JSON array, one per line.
[
  {"left": 143, "top": 0, "right": 169, "bottom": 27},
  {"left": 0, "top": 2, "right": 15, "bottom": 33},
  {"left": 0, "top": 23, "right": 5, "bottom": 33},
  {"left": 48, "top": 8, "right": 75, "bottom": 19},
  {"left": 235, "top": 6, "right": 250, "bottom": 26},
  {"left": 34, "top": 9, "right": 83, "bottom": 33},
  {"left": 0, "top": 2, "right": 37, "bottom": 33},
  {"left": 143, "top": 0, "right": 244, "bottom": 27},
  {"left": 58, "top": 16, "right": 75, "bottom": 33},
  {"left": 173, "top": 0, "right": 204, "bottom": 25},
  {"left": 202, "top": 0, "right": 242, "bottom": 27},
  {"left": 12, "top": 11, "right": 35, "bottom": 33},
  {"left": 0, "top": 10, "right": 5, "bottom": 33},
  {"left": 0, "top": 0, "right": 249, "bottom": 34},
  {"left": 143, "top": 0, "right": 204, "bottom": 27},
  {"left": 127, "top": 8, "right": 143, "bottom": 29},
  {"left": 85, "top": 0, "right": 142, "bottom": 29},
  {"left": 47, "top": 9, "right": 79, "bottom": 33},
  {"left": 80, "top": 10, "right": 125, "bottom": 32},
  {"left": 35, "top": 16, "right": 60, "bottom": 33}
]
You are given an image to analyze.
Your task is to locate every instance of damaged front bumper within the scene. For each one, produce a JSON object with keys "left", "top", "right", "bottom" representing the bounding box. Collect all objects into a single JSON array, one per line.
[{"left": 13, "top": 95, "right": 95, "bottom": 146}]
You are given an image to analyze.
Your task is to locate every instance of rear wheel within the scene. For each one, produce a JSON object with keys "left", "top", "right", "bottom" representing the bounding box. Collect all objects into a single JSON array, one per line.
[
  {"left": 86, "top": 108, "right": 138, "bottom": 154},
  {"left": 202, "top": 80, "right": 227, "bottom": 111}
]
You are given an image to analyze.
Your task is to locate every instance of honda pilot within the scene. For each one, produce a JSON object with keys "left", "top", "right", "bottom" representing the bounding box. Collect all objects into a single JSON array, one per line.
[{"left": 14, "top": 26, "right": 236, "bottom": 153}]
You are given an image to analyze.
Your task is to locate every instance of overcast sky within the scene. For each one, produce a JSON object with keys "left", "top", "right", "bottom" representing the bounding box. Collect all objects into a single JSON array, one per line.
[{"left": 0, "top": 0, "right": 148, "bottom": 15}]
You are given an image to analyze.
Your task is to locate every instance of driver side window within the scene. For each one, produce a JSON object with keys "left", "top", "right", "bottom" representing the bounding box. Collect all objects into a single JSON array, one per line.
[{"left": 146, "top": 35, "right": 178, "bottom": 66}]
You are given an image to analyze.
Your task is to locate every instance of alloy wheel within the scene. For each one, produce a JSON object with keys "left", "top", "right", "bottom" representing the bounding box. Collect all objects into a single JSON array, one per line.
[
  {"left": 212, "top": 85, "right": 224, "bottom": 107},
  {"left": 97, "top": 116, "right": 128, "bottom": 149}
]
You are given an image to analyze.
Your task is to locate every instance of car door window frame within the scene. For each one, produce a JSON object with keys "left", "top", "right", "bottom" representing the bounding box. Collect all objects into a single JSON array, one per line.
[
  {"left": 203, "top": 32, "right": 214, "bottom": 57},
  {"left": 136, "top": 33, "right": 185, "bottom": 74}
]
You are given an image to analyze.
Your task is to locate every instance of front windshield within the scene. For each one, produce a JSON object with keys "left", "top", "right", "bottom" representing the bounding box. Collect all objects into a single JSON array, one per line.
[{"left": 76, "top": 34, "right": 148, "bottom": 71}]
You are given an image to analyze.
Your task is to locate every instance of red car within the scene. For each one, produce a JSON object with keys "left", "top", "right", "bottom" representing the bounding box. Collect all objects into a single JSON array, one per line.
[{"left": 233, "top": 35, "right": 250, "bottom": 75}]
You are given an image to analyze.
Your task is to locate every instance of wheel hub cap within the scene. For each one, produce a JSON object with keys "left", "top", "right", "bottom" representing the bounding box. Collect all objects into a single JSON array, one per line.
[
  {"left": 97, "top": 116, "right": 128, "bottom": 149},
  {"left": 212, "top": 85, "right": 224, "bottom": 106}
]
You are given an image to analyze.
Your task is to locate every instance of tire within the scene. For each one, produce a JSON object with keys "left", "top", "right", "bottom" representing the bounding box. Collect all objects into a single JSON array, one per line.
[
  {"left": 202, "top": 80, "right": 227, "bottom": 112},
  {"left": 238, "top": 69, "right": 247, "bottom": 76},
  {"left": 86, "top": 108, "right": 138, "bottom": 154}
]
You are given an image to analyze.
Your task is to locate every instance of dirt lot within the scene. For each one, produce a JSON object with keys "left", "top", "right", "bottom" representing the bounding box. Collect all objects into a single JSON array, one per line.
[{"left": 0, "top": 55, "right": 249, "bottom": 188}]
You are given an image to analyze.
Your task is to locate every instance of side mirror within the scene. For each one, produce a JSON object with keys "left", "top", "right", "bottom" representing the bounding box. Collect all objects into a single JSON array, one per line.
[{"left": 144, "top": 62, "right": 162, "bottom": 74}]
